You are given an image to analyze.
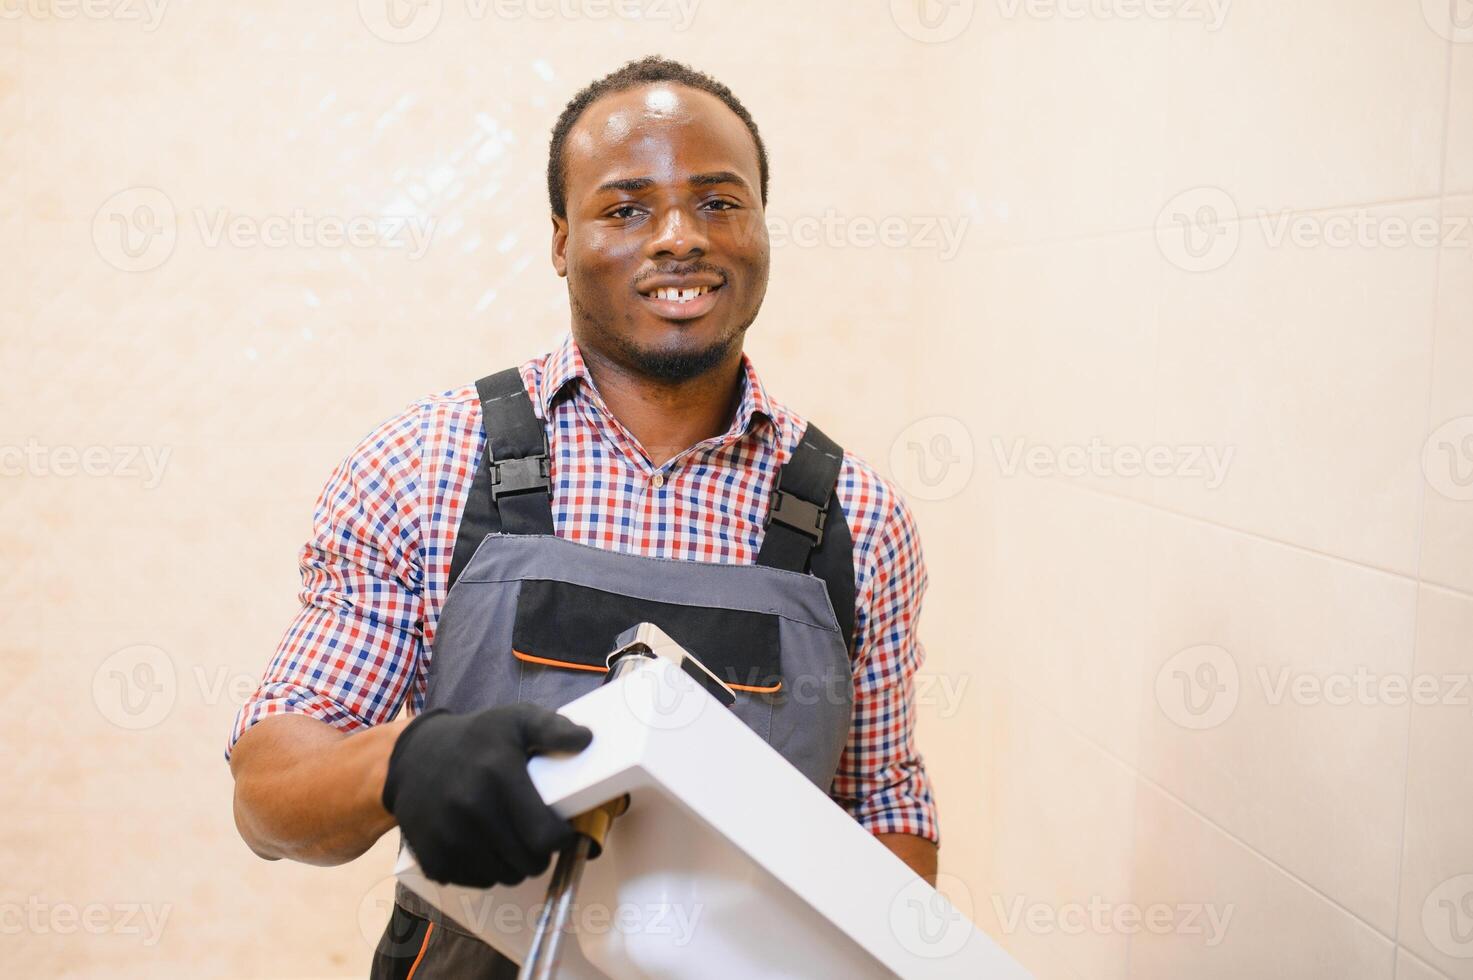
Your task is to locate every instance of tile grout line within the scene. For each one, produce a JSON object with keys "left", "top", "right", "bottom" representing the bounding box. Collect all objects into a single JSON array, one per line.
[
  {"left": 995, "top": 670, "right": 1404, "bottom": 949},
  {"left": 1399, "top": 941, "right": 1459, "bottom": 980},
  {"left": 1049, "top": 476, "right": 1473, "bottom": 599},
  {"left": 1389, "top": 15, "right": 1462, "bottom": 963}
]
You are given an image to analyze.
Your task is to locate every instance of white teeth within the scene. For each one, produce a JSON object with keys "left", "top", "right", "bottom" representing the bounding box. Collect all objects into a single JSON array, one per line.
[{"left": 652, "top": 285, "right": 712, "bottom": 303}]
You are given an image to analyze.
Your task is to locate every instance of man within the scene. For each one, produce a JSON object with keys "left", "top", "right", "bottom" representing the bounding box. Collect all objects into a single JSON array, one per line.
[{"left": 228, "top": 55, "right": 938, "bottom": 977}]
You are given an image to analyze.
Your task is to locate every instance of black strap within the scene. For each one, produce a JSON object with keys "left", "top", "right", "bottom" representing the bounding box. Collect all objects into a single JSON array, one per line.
[
  {"left": 757, "top": 423, "right": 857, "bottom": 655},
  {"left": 446, "top": 370, "right": 553, "bottom": 588}
]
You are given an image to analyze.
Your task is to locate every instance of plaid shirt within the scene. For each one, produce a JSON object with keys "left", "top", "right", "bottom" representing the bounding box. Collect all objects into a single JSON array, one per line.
[{"left": 228, "top": 333, "right": 938, "bottom": 843}]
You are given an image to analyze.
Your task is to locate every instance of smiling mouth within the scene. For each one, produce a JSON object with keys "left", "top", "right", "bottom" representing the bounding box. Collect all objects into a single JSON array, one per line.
[
  {"left": 638, "top": 282, "right": 724, "bottom": 320},
  {"left": 648, "top": 284, "right": 718, "bottom": 303}
]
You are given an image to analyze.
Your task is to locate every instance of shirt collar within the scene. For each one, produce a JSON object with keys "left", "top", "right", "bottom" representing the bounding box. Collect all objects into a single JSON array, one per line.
[
  {"left": 536, "top": 332, "right": 587, "bottom": 417},
  {"left": 537, "top": 332, "right": 779, "bottom": 450}
]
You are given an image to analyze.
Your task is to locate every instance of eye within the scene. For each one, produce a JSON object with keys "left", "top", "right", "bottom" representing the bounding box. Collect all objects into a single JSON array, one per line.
[
  {"left": 608, "top": 204, "right": 645, "bottom": 220},
  {"left": 703, "top": 199, "right": 739, "bottom": 212}
]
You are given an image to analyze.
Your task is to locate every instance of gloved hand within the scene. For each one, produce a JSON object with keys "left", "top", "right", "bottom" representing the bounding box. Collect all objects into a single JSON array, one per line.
[{"left": 382, "top": 703, "right": 594, "bottom": 888}]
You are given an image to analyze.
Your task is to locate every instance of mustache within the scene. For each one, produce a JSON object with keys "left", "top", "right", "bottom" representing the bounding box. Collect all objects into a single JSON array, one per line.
[{"left": 634, "top": 263, "right": 728, "bottom": 288}]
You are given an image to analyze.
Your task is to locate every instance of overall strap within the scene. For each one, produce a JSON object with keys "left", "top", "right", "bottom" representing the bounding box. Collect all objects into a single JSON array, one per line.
[
  {"left": 447, "top": 369, "right": 554, "bottom": 590},
  {"left": 757, "top": 423, "right": 857, "bottom": 654}
]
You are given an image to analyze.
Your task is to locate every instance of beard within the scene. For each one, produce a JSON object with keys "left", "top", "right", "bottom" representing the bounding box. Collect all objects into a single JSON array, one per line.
[{"left": 570, "top": 290, "right": 757, "bottom": 384}]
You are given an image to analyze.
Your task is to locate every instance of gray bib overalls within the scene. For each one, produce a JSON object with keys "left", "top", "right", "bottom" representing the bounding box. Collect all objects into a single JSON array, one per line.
[{"left": 371, "top": 368, "right": 859, "bottom": 978}]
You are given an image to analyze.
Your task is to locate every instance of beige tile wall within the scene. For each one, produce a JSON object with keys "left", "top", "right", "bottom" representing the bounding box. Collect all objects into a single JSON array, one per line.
[{"left": 3, "top": 1, "right": 1469, "bottom": 977}]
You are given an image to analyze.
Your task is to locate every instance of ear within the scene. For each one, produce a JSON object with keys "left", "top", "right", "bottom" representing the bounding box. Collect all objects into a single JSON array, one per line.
[{"left": 550, "top": 214, "right": 568, "bottom": 277}]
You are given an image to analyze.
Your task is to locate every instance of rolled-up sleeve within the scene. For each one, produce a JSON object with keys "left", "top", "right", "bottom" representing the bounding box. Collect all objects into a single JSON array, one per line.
[
  {"left": 830, "top": 484, "right": 940, "bottom": 844},
  {"left": 226, "top": 406, "right": 427, "bottom": 759}
]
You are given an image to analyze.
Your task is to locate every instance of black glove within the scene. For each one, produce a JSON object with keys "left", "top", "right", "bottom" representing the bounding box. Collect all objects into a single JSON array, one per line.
[{"left": 382, "top": 703, "right": 594, "bottom": 888}]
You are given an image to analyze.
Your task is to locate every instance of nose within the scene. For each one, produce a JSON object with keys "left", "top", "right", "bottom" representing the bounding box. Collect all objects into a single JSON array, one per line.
[{"left": 644, "top": 203, "right": 708, "bottom": 261}]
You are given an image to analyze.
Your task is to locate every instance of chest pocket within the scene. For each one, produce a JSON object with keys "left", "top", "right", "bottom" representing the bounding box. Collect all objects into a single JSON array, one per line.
[{"left": 510, "top": 578, "right": 782, "bottom": 742}]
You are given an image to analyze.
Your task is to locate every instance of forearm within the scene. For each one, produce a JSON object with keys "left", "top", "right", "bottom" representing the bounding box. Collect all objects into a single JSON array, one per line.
[
  {"left": 877, "top": 833, "right": 938, "bottom": 886},
  {"left": 230, "top": 713, "right": 409, "bottom": 866}
]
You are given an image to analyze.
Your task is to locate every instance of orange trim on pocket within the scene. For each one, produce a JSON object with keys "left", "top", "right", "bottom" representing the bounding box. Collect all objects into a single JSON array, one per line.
[
  {"left": 729, "top": 679, "right": 782, "bottom": 694},
  {"left": 511, "top": 650, "right": 784, "bottom": 694},
  {"left": 405, "top": 921, "right": 434, "bottom": 980},
  {"left": 513, "top": 649, "right": 609, "bottom": 673}
]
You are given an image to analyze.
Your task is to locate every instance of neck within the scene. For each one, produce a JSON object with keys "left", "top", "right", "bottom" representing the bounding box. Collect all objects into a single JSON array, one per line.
[{"left": 578, "top": 343, "right": 746, "bottom": 468}]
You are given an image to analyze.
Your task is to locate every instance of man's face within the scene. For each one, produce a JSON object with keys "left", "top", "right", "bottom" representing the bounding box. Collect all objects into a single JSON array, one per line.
[{"left": 552, "top": 83, "right": 770, "bottom": 382}]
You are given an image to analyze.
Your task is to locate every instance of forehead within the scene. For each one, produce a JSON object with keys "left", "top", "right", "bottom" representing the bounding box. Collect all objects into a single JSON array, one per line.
[{"left": 564, "top": 83, "right": 760, "bottom": 193}]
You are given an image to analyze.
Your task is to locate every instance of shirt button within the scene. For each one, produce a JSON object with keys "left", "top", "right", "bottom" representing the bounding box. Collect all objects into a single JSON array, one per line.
[{"left": 651, "top": 471, "right": 665, "bottom": 489}]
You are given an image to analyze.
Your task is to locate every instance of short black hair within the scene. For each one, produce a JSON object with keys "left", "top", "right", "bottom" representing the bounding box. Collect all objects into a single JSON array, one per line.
[{"left": 546, "top": 55, "right": 769, "bottom": 220}]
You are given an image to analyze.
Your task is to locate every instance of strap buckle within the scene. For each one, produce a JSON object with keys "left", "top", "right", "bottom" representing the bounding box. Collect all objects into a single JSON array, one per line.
[
  {"left": 490, "top": 450, "right": 550, "bottom": 502},
  {"left": 766, "top": 489, "right": 826, "bottom": 546}
]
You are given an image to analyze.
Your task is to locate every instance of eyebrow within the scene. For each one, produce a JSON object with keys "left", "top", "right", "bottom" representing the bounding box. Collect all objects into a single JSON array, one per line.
[{"left": 595, "top": 171, "right": 751, "bottom": 195}]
